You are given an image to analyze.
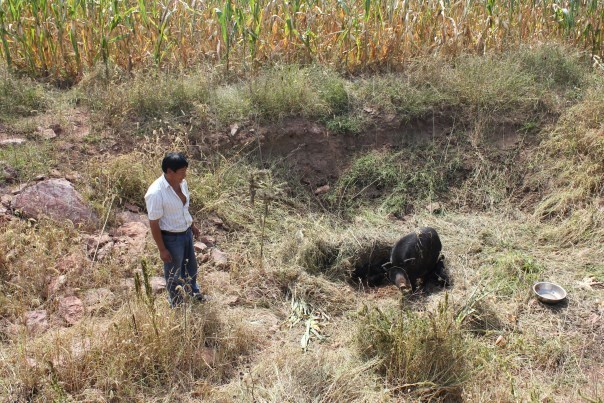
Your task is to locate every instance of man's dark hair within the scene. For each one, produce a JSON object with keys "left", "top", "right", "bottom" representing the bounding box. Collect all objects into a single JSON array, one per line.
[{"left": 161, "top": 152, "right": 189, "bottom": 173}]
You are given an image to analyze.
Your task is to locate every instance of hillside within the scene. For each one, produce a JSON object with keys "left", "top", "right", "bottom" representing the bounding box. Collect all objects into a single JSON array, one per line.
[{"left": 0, "top": 45, "right": 603, "bottom": 402}]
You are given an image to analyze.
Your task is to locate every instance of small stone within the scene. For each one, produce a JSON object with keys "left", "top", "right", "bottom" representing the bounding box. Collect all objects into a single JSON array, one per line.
[
  {"left": 1, "top": 194, "right": 12, "bottom": 207},
  {"left": 209, "top": 215, "right": 224, "bottom": 227},
  {"left": 47, "top": 275, "right": 67, "bottom": 297},
  {"left": 194, "top": 242, "right": 208, "bottom": 253},
  {"left": 230, "top": 123, "right": 240, "bottom": 137},
  {"left": 495, "top": 335, "right": 507, "bottom": 347},
  {"left": 37, "top": 126, "right": 57, "bottom": 140},
  {"left": 426, "top": 202, "right": 442, "bottom": 214},
  {"left": 65, "top": 172, "right": 81, "bottom": 182},
  {"left": 11, "top": 183, "right": 28, "bottom": 195},
  {"left": 82, "top": 288, "right": 114, "bottom": 313},
  {"left": 200, "top": 346, "right": 215, "bottom": 367},
  {"left": 124, "top": 203, "right": 140, "bottom": 213},
  {"left": 0, "top": 161, "right": 18, "bottom": 183},
  {"left": 25, "top": 310, "right": 49, "bottom": 335},
  {"left": 211, "top": 248, "right": 229, "bottom": 269},
  {"left": 314, "top": 185, "right": 330, "bottom": 195},
  {"left": 199, "top": 235, "right": 215, "bottom": 247},
  {"left": 150, "top": 277, "right": 166, "bottom": 294}
]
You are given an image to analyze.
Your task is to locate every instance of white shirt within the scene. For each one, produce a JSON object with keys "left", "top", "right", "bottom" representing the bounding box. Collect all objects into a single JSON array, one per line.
[{"left": 144, "top": 175, "right": 193, "bottom": 232}]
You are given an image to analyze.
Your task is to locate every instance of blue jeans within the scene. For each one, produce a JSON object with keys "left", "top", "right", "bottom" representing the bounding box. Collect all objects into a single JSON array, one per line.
[{"left": 162, "top": 228, "right": 200, "bottom": 306}]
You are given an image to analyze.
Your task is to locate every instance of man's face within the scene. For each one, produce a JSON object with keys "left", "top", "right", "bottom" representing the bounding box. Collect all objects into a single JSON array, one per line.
[{"left": 167, "top": 167, "right": 187, "bottom": 183}]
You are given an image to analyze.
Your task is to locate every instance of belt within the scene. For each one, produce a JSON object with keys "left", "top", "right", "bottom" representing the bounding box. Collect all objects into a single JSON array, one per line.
[{"left": 161, "top": 227, "right": 190, "bottom": 235}]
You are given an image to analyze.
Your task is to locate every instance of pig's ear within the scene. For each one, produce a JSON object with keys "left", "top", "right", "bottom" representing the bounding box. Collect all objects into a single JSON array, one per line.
[{"left": 394, "top": 271, "right": 411, "bottom": 290}]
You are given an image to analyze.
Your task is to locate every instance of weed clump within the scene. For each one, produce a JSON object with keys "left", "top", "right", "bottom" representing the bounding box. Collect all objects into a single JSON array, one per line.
[
  {"left": 0, "top": 68, "right": 49, "bottom": 118},
  {"left": 357, "top": 296, "right": 472, "bottom": 401}
]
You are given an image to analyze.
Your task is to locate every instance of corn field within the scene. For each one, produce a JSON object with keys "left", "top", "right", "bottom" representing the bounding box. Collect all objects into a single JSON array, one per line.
[{"left": 0, "top": 0, "right": 602, "bottom": 82}]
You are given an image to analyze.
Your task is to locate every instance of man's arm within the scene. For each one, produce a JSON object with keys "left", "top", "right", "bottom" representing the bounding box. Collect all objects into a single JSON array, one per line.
[
  {"left": 191, "top": 223, "right": 200, "bottom": 239},
  {"left": 149, "top": 219, "right": 172, "bottom": 262}
]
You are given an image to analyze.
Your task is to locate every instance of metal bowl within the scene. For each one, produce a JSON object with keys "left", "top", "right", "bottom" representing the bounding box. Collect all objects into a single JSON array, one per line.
[{"left": 533, "top": 282, "right": 567, "bottom": 304}]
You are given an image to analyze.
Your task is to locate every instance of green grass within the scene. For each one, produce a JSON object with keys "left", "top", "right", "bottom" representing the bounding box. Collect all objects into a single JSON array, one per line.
[{"left": 0, "top": 68, "right": 49, "bottom": 119}]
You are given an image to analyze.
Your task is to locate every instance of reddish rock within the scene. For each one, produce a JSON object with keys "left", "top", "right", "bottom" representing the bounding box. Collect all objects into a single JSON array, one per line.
[
  {"left": 199, "top": 235, "right": 215, "bottom": 247},
  {"left": 113, "top": 221, "right": 147, "bottom": 238},
  {"left": 112, "top": 221, "right": 148, "bottom": 259},
  {"left": 56, "top": 253, "right": 86, "bottom": 274},
  {"left": 58, "top": 296, "right": 84, "bottom": 325},
  {"left": 25, "top": 310, "right": 49, "bottom": 335},
  {"left": 11, "top": 179, "right": 99, "bottom": 228}
]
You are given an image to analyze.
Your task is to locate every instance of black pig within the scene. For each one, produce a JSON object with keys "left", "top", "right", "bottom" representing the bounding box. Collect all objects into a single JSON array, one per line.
[{"left": 382, "top": 227, "right": 449, "bottom": 291}]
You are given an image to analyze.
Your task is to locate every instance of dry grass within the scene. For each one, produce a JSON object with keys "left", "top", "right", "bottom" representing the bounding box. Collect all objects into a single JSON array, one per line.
[{"left": 1, "top": 47, "right": 603, "bottom": 402}]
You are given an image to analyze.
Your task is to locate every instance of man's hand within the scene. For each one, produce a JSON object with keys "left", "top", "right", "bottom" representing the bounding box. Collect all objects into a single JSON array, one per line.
[
  {"left": 159, "top": 248, "right": 172, "bottom": 263},
  {"left": 192, "top": 225, "right": 200, "bottom": 239}
]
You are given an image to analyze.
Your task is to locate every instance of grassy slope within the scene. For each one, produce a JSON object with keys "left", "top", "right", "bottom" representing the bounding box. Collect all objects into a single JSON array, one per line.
[{"left": 0, "top": 44, "right": 603, "bottom": 402}]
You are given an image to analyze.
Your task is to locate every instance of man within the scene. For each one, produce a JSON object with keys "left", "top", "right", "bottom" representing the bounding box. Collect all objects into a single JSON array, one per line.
[{"left": 145, "top": 152, "right": 205, "bottom": 306}]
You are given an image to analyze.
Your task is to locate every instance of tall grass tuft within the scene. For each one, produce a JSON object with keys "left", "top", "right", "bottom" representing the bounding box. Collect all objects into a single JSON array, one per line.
[{"left": 357, "top": 295, "right": 473, "bottom": 401}]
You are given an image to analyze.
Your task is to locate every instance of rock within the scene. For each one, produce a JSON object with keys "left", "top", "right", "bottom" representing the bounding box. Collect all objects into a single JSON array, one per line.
[
  {"left": 82, "top": 288, "right": 114, "bottom": 313},
  {"left": 0, "top": 161, "right": 18, "bottom": 183},
  {"left": 230, "top": 123, "right": 240, "bottom": 137},
  {"left": 11, "top": 179, "right": 99, "bottom": 228},
  {"left": 37, "top": 126, "right": 57, "bottom": 140},
  {"left": 112, "top": 221, "right": 148, "bottom": 259},
  {"left": 47, "top": 275, "right": 67, "bottom": 297},
  {"left": 115, "top": 210, "right": 148, "bottom": 226},
  {"left": 86, "top": 233, "right": 112, "bottom": 253},
  {"left": 0, "top": 206, "right": 6, "bottom": 215},
  {"left": 314, "top": 185, "right": 330, "bottom": 195},
  {"left": 11, "top": 183, "right": 27, "bottom": 195},
  {"left": 65, "top": 172, "right": 81, "bottom": 182},
  {"left": 58, "top": 296, "right": 84, "bottom": 325},
  {"left": 120, "top": 278, "right": 135, "bottom": 291},
  {"left": 150, "top": 277, "right": 166, "bottom": 293},
  {"left": 211, "top": 248, "right": 229, "bottom": 269},
  {"left": 209, "top": 215, "right": 224, "bottom": 227},
  {"left": 0, "top": 138, "right": 26, "bottom": 147},
  {"left": 223, "top": 295, "right": 239, "bottom": 306},
  {"left": 200, "top": 346, "right": 216, "bottom": 367},
  {"left": 25, "top": 310, "right": 49, "bottom": 335},
  {"left": 199, "top": 235, "right": 215, "bottom": 247},
  {"left": 495, "top": 335, "right": 507, "bottom": 347},
  {"left": 426, "top": 202, "right": 442, "bottom": 214},
  {"left": 124, "top": 203, "right": 140, "bottom": 213},
  {"left": 113, "top": 221, "right": 147, "bottom": 238},
  {"left": 55, "top": 253, "right": 86, "bottom": 275},
  {"left": 199, "top": 254, "right": 210, "bottom": 263},
  {"left": 91, "top": 241, "right": 114, "bottom": 262},
  {"left": 1, "top": 194, "right": 12, "bottom": 207},
  {"left": 194, "top": 242, "right": 208, "bottom": 253}
]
